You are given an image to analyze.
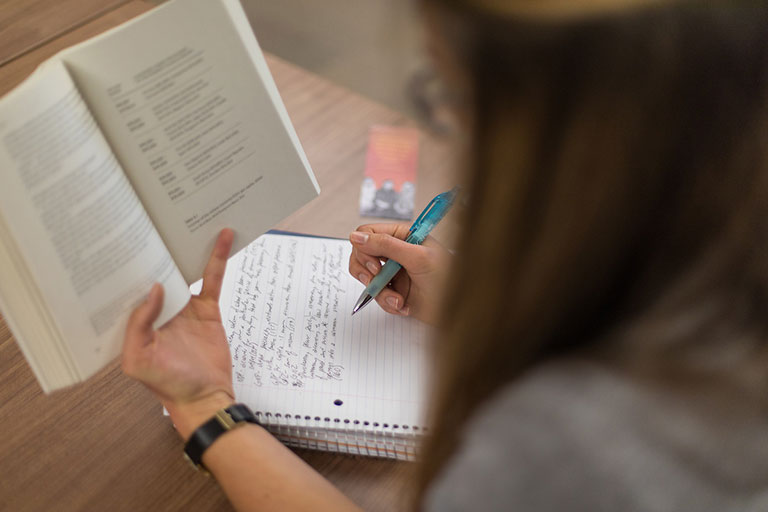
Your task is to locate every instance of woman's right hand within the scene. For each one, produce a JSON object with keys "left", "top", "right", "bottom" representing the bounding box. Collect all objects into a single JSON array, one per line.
[{"left": 349, "top": 223, "right": 451, "bottom": 325}]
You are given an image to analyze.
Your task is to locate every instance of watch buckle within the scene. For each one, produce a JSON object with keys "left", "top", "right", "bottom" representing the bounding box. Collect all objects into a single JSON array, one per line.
[{"left": 215, "top": 409, "right": 237, "bottom": 430}]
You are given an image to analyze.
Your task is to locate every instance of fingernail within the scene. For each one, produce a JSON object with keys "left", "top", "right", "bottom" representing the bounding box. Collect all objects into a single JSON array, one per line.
[
  {"left": 366, "top": 262, "right": 378, "bottom": 274},
  {"left": 386, "top": 296, "right": 400, "bottom": 309},
  {"left": 401, "top": 306, "right": 411, "bottom": 316},
  {"left": 350, "top": 231, "right": 369, "bottom": 244},
  {"left": 358, "top": 273, "right": 369, "bottom": 285}
]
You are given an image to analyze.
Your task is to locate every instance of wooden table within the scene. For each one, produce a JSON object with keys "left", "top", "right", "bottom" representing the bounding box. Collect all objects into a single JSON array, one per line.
[{"left": 0, "top": 2, "right": 456, "bottom": 511}]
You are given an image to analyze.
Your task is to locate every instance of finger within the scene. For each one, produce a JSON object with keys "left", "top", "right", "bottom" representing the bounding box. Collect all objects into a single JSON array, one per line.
[
  {"left": 349, "top": 230, "right": 429, "bottom": 270},
  {"left": 350, "top": 260, "right": 408, "bottom": 312},
  {"left": 201, "top": 228, "right": 234, "bottom": 300},
  {"left": 127, "top": 283, "right": 164, "bottom": 339},
  {"left": 352, "top": 247, "right": 382, "bottom": 276},
  {"left": 375, "top": 288, "right": 410, "bottom": 316},
  {"left": 355, "top": 223, "right": 444, "bottom": 248},
  {"left": 420, "top": 234, "right": 446, "bottom": 251},
  {"left": 123, "top": 284, "right": 164, "bottom": 370},
  {"left": 349, "top": 259, "right": 372, "bottom": 286},
  {"left": 355, "top": 224, "right": 444, "bottom": 250},
  {"left": 390, "top": 269, "right": 412, "bottom": 300},
  {"left": 373, "top": 269, "right": 411, "bottom": 316},
  {"left": 352, "top": 224, "right": 444, "bottom": 263},
  {"left": 355, "top": 223, "right": 411, "bottom": 241}
]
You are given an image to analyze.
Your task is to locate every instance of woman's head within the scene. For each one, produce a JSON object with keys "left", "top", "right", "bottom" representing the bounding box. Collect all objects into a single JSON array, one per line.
[{"left": 416, "top": 0, "right": 768, "bottom": 503}]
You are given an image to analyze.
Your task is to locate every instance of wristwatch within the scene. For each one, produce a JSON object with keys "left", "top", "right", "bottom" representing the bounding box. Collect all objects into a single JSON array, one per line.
[{"left": 183, "top": 403, "right": 260, "bottom": 473}]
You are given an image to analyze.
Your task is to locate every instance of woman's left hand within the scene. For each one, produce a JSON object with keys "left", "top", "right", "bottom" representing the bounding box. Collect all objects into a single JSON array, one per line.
[{"left": 122, "top": 228, "right": 236, "bottom": 439}]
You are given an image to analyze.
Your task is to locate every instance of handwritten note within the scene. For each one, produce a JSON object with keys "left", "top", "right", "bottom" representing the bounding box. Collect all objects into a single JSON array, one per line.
[
  {"left": 209, "top": 233, "right": 429, "bottom": 427},
  {"left": 225, "top": 235, "right": 348, "bottom": 389}
]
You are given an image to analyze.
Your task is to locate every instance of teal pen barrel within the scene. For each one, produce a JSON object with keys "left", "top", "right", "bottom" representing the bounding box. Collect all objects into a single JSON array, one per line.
[{"left": 365, "top": 260, "right": 403, "bottom": 299}]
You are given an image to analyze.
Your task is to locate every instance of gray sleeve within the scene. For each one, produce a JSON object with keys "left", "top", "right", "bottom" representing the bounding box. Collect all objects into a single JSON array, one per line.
[
  {"left": 422, "top": 359, "right": 765, "bottom": 512},
  {"left": 423, "top": 362, "right": 618, "bottom": 512}
]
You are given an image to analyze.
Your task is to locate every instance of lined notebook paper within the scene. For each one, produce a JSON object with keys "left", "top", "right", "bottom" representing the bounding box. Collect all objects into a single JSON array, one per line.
[{"left": 211, "top": 232, "right": 430, "bottom": 460}]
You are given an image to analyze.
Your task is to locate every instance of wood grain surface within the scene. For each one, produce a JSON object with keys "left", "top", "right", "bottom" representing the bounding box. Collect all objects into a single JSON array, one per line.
[
  {"left": 0, "top": 1, "right": 457, "bottom": 511},
  {"left": 0, "top": 0, "right": 130, "bottom": 66}
]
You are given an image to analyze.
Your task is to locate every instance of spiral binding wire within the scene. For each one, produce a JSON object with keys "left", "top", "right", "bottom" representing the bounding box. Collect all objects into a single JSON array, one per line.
[{"left": 254, "top": 411, "right": 425, "bottom": 461}]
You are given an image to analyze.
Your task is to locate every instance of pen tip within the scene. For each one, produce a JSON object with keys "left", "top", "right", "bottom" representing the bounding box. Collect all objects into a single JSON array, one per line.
[{"left": 352, "top": 294, "right": 373, "bottom": 316}]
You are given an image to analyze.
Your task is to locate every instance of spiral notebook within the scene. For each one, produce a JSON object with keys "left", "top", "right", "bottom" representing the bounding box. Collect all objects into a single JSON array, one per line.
[{"left": 200, "top": 231, "right": 431, "bottom": 461}]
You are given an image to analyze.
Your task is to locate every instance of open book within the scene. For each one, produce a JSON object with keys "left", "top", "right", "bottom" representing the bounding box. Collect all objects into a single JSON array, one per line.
[
  {"left": 192, "top": 232, "right": 430, "bottom": 460},
  {"left": 0, "top": 0, "right": 320, "bottom": 392}
]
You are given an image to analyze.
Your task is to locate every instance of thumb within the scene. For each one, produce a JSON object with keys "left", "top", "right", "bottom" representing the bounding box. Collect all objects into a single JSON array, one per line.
[
  {"left": 350, "top": 231, "right": 428, "bottom": 270},
  {"left": 124, "top": 283, "right": 164, "bottom": 353}
]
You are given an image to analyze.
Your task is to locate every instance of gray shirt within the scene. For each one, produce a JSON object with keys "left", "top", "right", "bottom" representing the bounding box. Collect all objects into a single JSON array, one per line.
[{"left": 425, "top": 357, "right": 768, "bottom": 511}]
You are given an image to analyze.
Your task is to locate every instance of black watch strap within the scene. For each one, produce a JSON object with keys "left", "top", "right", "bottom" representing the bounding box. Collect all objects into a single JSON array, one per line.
[{"left": 183, "top": 403, "right": 260, "bottom": 472}]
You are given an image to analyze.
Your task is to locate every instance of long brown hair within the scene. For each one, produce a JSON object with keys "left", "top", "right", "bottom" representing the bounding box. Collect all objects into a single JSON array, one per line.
[{"left": 415, "top": 0, "right": 768, "bottom": 505}]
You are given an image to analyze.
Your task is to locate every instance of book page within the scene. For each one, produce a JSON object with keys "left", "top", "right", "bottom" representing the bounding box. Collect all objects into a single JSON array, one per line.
[
  {"left": 0, "top": 59, "right": 190, "bottom": 380},
  {"left": 60, "top": 0, "right": 320, "bottom": 283},
  {"left": 201, "top": 234, "right": 430, "bottom": 429}
]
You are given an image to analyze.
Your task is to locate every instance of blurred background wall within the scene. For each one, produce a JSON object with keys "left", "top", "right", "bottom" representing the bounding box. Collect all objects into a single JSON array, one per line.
[
  {"left": 150, "top": 0, "right": 427, "bottom": 116},
  {"left": 243, "top": 0, "right": 425, "bottom": 115}
]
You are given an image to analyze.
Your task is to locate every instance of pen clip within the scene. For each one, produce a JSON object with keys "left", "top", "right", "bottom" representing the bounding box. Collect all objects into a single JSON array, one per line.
[
  {"left": 409, "top": 195, "right": 440, "bottom": 234},
  {"left": 408, "top": 187, "right": 458, "bottom": 235}
]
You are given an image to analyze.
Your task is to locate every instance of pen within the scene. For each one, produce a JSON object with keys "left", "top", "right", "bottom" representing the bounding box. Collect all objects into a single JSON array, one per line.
[{"left": 351, "top": 186, "right": 459, "bottom": 315}]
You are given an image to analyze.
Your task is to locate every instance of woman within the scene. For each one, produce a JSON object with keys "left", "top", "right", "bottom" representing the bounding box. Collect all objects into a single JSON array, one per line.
[{"left": 122, "top": 0, "right": 768, "bottom": 510}]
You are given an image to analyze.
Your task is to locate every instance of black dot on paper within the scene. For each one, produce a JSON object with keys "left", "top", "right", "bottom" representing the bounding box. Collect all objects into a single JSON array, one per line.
[
  {"left": 334, "top": 399, "right": 343, "bottom": 406},
  {"left": 373, "top": 422, "right": 380, "bottom": 427},
  {"left": 363, "top": 421, "right": 370, "bottom": 426},
  {"left": 314, "top": 416, "right": 321, "bottom": 421},
  {"left": 344, "top": 419, "right": 350, "bottom": 424}
]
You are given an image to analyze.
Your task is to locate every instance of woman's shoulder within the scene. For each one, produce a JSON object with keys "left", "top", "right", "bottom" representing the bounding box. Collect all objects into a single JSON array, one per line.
[{"left": 424, "top": 357, "right": 768, "bottom": 512}]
